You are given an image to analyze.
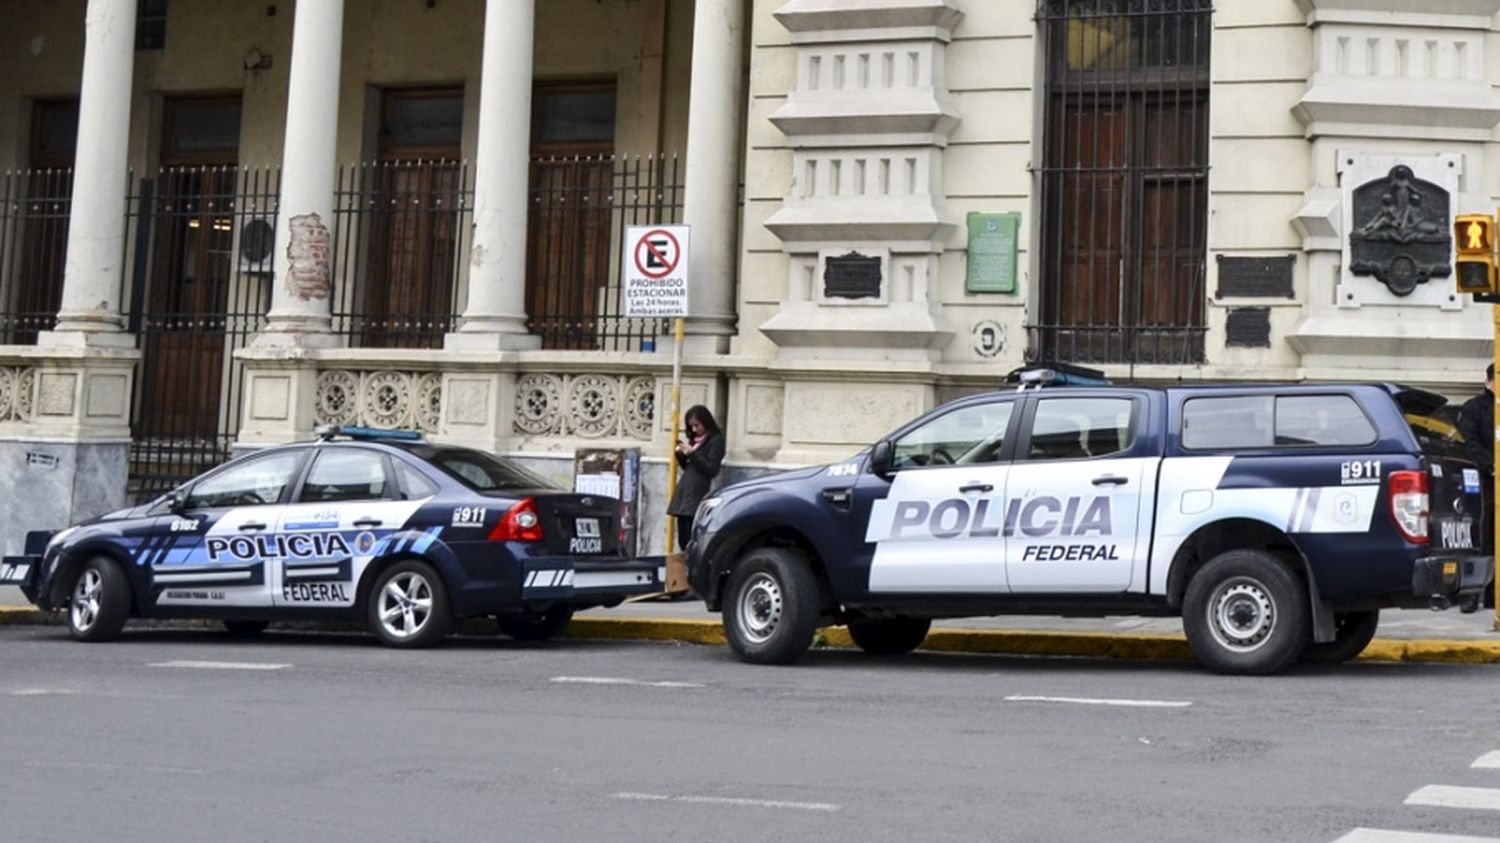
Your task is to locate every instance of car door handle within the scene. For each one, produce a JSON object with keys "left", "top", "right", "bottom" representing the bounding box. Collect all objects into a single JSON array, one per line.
[
  {"left": 958, "top": 482, "right": 994, "bottom": 494},
  {"left": 1091, "top": 475, "right": 1129, "bottom": 487},
  {"left": 237, "top": 521, "right": 268, "bottom": 532},
  {"left": 352, "top": 517, "right": 383, "bottom": 528}
]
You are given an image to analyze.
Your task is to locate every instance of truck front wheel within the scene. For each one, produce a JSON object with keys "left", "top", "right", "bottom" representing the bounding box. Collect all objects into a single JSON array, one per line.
[
  {"left": 848, "top": 617, "right": 931, "bottom": 656},
  {"left": 1183, "top": 550, "right": 1309, "bottom": 675},
  {"left": 722, "top": 547, "right": 821, "bottom": 665}
]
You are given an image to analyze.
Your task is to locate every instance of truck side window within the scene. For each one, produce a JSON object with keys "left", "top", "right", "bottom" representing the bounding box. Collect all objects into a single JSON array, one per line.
[
  {"left": 1182, "top": 396, "right": 1274, "bottom": 449},
  {"left": 892, "top": 401, "right": 1014, "bottom": 468},
  {"left": 1183, "top": 394, "right": 1376, "bottom": 449},
  {"left": 1274, "top": 395, "right": 1376, "bottom": 446},
  {"left": 1027, "top": 397, "right": 1134, "bottom": 461}
]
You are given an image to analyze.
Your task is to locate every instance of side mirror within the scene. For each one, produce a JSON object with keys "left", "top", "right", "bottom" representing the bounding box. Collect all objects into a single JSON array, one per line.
[
  {"left": 869, "top": 439, "right": 896, "bottom": 478},
  {"left": 164, "top": 489, "right": 188, "bottom": 513}
]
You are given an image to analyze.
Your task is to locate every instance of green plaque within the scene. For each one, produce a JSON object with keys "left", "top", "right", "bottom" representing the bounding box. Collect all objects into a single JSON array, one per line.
[{"left": 965, "top": 212, "right": 1019, "bottom": 294}]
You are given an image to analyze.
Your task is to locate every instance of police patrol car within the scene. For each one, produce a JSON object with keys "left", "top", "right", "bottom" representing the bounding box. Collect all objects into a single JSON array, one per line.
[
  {"left": 686, "top": 369, "right": 1494, "bottom": 675},
  {"left": 1, "top": 427, "right": 662, "bottom": 647}
]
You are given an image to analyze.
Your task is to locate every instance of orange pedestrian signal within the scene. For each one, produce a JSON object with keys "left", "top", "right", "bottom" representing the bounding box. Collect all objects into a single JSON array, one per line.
[{"left": 1454, "top": 213, "right": 1498, "bottom": 295}]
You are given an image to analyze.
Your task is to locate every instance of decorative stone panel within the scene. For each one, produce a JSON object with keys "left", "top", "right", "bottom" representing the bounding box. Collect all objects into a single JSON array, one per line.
[
  {"left": 314, "top": 370, "right": 443, "bottom": 434},
  {"left": 0, "top": 366, "right": 36, "bottom": 422},
  {"left": 514, "top": 373, "right": 655, "bottom": 440}
]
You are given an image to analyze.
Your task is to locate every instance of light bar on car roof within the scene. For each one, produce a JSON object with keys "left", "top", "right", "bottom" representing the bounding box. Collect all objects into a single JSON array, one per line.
[{"left": 314, "top": 425, "right": 425, "bottom": 442}]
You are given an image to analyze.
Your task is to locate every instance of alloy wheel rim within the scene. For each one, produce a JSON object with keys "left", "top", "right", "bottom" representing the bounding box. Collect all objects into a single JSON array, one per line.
[
  {"left": 70, "top": 569, "right": 101, "bottom": 632},
  {"left": 738, "top": 572, "right": 783, "bottom": 644},
  {"left": 378, "top": 572, "right": 433, "bottom": 639}
]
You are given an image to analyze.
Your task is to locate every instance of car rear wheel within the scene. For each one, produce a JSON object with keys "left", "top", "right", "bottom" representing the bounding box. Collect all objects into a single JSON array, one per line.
[
  {"left": 1183, "top": 549, "right": 1309, "bottom": 675},
  {"left": 222, "top": 620, "right": 270, "bottom": 638},
  {"left": 722, "top": 547, "right": 821, "bottom": 665},
  {"left": 68, "top": 557, "right": 130, "bottom": 643},
  {"left": 497, "top": 606, "right": 575, "bottom": 642},
  {"left": 368, "top": 560, "right": 451, "bottom": 648},
  {"left": 1300, "top": 610, "right": 1380, "bottom": 664},
  {"left": 847, "top": 617, "right": 931, "bottom": 656}
]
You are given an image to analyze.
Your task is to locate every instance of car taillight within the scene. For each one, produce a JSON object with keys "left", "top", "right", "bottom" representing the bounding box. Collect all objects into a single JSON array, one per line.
[
  {"left": 489, "top": 498, "right": 544, "bottom": 543},
  {"left": 1388, "top": 469, "right": 1429, "bottom": 544}
]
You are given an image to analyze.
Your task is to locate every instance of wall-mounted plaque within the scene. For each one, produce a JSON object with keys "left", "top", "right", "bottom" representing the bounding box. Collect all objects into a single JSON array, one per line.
[
  {"left": 1216, "top": 255, "right": 1294, "bottom": 299},
  {"left": 965, "top": 212, "right": 1019, "bottom": 294},
  {"left": 823, "top": 252, "right": 882, "bottom": 299},
  {"left": 1225, "top": 307, "right": 1271, "bottom": 348},
  {"left": 1348, "top": 164, "right": 1451, "bottom": 297}
]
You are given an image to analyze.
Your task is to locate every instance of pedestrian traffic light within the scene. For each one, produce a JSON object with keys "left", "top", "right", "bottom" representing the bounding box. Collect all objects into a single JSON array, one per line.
[{"left": 1454, "top": 213, "right": 1498, "bottom": 295}]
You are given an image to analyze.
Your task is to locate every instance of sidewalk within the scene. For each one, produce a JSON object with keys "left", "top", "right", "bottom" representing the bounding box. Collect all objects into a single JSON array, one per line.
[{"left": 7, "top": 585, "right": 1499, "bottom": 663}]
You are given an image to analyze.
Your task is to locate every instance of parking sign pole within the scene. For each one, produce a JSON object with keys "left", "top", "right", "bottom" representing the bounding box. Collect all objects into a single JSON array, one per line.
[{"left": 666, "top": 316, "right": 686, "bottom": 553}]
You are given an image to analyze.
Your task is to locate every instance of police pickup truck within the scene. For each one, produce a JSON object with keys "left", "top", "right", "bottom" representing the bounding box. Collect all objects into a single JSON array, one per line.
[{"left": 686, "top": 374, "right": 1493, "bottom": 674}]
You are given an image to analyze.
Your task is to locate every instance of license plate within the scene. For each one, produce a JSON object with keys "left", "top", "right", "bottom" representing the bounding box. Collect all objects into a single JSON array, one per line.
[
  {"left": 0, "top": 558, "right": 35, "bottom": 586},
  {"left": 575, "top": 518, "right": 601, "bottom": 539}
]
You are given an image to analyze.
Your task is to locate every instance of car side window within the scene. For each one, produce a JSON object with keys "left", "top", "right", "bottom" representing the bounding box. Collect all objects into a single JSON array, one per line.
[
  {"left": 298, "top": 449, "right": 393, "bottom": 503},
  {"left": 1026, "top": 397, "right": 1134, "bottom": 461},
  {"left": 892, "top": 401, "right": 1014, "bottom": 468},
  {"left": 394, "top": 460, "right": 439, "bottom": 500},
  {"left": 184, "top": 451, "right": 303, "bottom": 509}
]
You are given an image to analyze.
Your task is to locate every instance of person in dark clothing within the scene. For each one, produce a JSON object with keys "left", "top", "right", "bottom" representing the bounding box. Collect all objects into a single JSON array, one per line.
[
  {"left": 667, "top": 405, "right": 725, "bottom": 551},
  {"left": 1456, "top": 363, "right": 1495, "bottom": 609}
]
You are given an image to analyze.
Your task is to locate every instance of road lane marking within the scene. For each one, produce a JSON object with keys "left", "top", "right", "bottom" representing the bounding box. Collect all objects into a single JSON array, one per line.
[
  {"left": 25, "top": 761, "right": 206, "bottom": 775},
  {"left": 612, "top": 792, "right": 839, "bottom": 812},
  {"left": 1474, "top": 751, "right": 1500, "bottom": 769},
  {"left": 148, "top": 660, "right": 290, "bottom": 671},
  {"left": 6, "top": 688, "right": 77, "bottom": 696},
  {"left": 551, "top": 676, "right": 705, "bottom": 689},
  {"left": 1405, "top": 785, "right": 1500, "bottom": 811},
  {"left": 1004, "top": 695, "right": 1192, "bottom": 708},
  {"left": 1334, "top": 829, "right": 1500, "bottom": 842}
]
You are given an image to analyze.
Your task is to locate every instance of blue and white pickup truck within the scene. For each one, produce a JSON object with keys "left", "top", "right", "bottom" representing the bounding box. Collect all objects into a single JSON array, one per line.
[{"left": 687, "top": 375, "right": 1494, "bottom": 674}]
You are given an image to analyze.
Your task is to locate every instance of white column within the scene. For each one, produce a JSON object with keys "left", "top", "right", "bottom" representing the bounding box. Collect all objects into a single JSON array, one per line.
[
  {"left": 47, "top": 0, "right": 138, "bottom": 346},
  {"left": 681, "top": 0, "right": 745, "bottom": 352},
  {"left": 259, "top": 0, "right": 345, "bottom": 345},
  {"left": 448, "top": 0, "right": 540, "bottom": 350}
]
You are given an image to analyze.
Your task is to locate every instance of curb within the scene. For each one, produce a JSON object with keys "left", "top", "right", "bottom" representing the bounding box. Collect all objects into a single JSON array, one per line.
[{"left": 6, "top": 606, "right": 1499, "bottom": 664}]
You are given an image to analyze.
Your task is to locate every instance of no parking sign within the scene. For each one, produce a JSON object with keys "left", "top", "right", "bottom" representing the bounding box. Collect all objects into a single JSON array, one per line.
[{"left": 623, "top": 225, "right": 690, "bottom": 317}]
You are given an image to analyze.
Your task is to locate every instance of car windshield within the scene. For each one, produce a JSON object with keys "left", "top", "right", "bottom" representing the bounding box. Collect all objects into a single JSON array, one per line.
[{"left": 417, "top": 446, "right": 559, "bottom": 492}]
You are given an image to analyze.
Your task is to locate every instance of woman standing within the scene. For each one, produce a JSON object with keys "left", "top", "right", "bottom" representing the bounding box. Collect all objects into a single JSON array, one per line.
[{"left": 668, "top": 405, "right": 725, "bottom": 551}]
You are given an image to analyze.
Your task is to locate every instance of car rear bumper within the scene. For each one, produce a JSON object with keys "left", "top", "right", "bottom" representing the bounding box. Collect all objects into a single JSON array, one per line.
[
  {"left": 1412, "top": 553, "right": 1493, "bottom": 605},
  {"left": 519, "top": 556, "right": 665, "bottom": 605}
]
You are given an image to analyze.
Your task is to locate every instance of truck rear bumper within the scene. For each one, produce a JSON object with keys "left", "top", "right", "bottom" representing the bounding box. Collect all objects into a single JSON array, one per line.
[{"left": 1412, "top": 554, "right": 1493, "bottom": 607}]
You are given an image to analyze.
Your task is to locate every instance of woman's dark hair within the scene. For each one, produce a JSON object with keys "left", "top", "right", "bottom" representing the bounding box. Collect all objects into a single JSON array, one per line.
[{"left": 684, "top": 404, "right": 722, "bottom": 438}]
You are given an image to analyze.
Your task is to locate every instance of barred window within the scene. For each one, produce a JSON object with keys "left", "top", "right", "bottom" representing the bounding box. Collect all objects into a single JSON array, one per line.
[{"left": 1032, "top": 0, "right": 1212, "bottom": 366}]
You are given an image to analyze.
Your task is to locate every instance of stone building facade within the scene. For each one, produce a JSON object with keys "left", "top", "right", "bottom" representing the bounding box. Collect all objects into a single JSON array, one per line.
[{"left": 1, "top": 0, "right": 1497, "bottom": 552}]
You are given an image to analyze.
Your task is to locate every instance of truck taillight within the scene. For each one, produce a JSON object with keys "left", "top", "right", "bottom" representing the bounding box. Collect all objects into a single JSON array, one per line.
[
  {"left": 489, "top": 498, "right": 544, "bottom": 543},
  {"left": 1388, "top": 470, "right": 1429, "bottom": 544}
]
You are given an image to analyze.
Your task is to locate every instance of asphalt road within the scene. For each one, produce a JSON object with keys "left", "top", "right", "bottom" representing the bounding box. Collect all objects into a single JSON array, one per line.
[{"left": 3, "top": 625, "right": 1500, "bottom": 843}]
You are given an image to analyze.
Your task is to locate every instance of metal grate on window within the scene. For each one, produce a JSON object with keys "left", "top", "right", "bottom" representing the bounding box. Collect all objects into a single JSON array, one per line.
[
  {"left": 1030, "top": 0, "right": 1213, "bottom": 367},
  {"left": 137, "top": 0, "right": 167, "bottom": 50}
]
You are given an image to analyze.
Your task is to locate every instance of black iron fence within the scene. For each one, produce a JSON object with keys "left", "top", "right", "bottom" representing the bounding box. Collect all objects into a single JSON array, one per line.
[
  {"left": 527, "top": 154, "right": 680, "bottom": 350},
  {"left": 0, "top": 167, "right": 72, "bottom": 344},
  {"left": 123, "top": 166, "right": 278, "bottom": 499}
]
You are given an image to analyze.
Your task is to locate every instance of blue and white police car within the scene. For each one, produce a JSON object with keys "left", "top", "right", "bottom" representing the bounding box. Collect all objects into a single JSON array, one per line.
[
  {"left": 687, "top": 369, "right": 1493, "bottom": 674},
  {"left": 1, "top": 427, "right": 661, "bottom": 647}
]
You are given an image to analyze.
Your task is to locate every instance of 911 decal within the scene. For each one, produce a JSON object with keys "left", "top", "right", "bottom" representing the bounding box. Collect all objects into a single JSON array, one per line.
[
  {"left": 451, "top": 506, "right": 487, "bottom": 527},
  {"left": 1340, "top": 460, "right": 1381, "bottom": 485}
]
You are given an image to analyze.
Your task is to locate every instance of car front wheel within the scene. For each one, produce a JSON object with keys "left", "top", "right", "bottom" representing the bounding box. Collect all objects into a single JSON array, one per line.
[
  {"left": 722, "top": 547, "right": 821, "bottom": 665},
  {"left": 68, "top": 557, "right": 130, "bottom": 642}
]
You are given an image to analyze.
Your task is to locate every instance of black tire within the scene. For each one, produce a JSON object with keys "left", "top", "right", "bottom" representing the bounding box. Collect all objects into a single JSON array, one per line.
[
  {"left": 222, "top": 620, "right": 270, "bottom": 638},
  {"left": 497, "top": 606, "right": 575, "bottom": 642},
  {"left": 847, "top": 617, "right": 931, "bottom": 656},
  {"left": 1182, "top": 549, "right": 1309, "bottom": 675},
  {"left": 367, "top": 560, "right": 452, "bottom": 648},
  {"left": 67, "top": 557, "right": 131, "bottom": 643},
  {"left": 1300, "top": 610, "right": 1379, "bottom": 664},
  {"left": 721, "top": 547, "right": 822, "bottom": 665}
]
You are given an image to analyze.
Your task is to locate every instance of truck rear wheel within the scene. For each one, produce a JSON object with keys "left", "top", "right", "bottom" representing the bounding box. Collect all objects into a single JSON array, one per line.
[
  {"left": 847, "top": 617, "right": 931, "bottom": 656},
  {"left": 1300, "top": 610, "right": 1379, "bottom": 664},
  {"left": 1183, "top": 549, "right": 1309, "bottom": 675},
  {"left": 722, "top": 547, "right": 821, "bottom": 665}
]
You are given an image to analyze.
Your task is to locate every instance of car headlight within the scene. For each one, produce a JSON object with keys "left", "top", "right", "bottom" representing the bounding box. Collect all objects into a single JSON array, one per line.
[
  {"left": 46, "top": 527, "right": 78, "bottom": 552},
  {"left": 695, "top": 496, "right": 723, "bottom": 522}
]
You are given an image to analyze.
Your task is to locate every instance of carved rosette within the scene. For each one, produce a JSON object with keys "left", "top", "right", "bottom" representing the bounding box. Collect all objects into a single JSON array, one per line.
[
  {"left": 0, "top": 366, "right": 37, "bottom": 423},
  {"left": 513, "top": 372, "right": 657, "bottom": 440},
  {"left": 314, "top": 370, "right": 442, "bottom": 433}
]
